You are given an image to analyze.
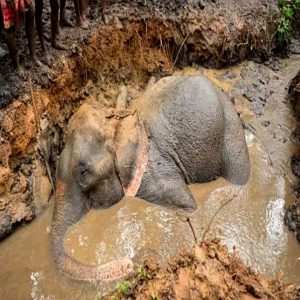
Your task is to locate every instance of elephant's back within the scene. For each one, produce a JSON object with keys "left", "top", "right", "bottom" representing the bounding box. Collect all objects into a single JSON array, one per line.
[
  {"left": 135, "top": 76, "right": 223, "bottom": 121},
  {"left": 136, "top": 76, "right": 226, "bottom": 183}
]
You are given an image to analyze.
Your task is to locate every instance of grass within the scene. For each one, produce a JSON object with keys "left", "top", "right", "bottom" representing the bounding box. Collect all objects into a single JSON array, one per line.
[
  {"left": 136, "top": 266, "right": 147, "bottom": 281},
  {"left": 277, "top": 0, "right": 300, "bottom": 45},
  {"left": 116, "top": 281, "right": 131, "bottom": 295},
  {"left": 107, "top": 266, "right": 148, "bottom": 299}
]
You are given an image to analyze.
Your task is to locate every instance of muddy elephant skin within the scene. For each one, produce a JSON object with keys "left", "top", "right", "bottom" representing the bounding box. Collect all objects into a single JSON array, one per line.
[{"left": 51, "top": 75, "right": 250, "bottom": 283}]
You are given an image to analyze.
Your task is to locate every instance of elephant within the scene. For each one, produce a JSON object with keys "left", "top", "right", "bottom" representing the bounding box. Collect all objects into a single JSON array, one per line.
[{"left": 51, "top": 75, "right": 250, "bottom": 283}]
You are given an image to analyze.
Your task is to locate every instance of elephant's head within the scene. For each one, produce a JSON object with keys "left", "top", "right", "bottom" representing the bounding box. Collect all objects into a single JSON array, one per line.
[{"left": 51, "top": 94, "right": 149, "bottom": 282}]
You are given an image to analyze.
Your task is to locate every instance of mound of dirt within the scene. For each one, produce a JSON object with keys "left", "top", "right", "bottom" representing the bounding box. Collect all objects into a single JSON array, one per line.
[{"left": 106, "top": 240, "right": 297, "bottom": 300}]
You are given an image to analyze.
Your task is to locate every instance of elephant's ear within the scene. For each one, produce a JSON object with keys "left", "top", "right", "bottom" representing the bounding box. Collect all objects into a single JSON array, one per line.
[{"left": 115, "top": 112, "right": 149, "bottom": 197}]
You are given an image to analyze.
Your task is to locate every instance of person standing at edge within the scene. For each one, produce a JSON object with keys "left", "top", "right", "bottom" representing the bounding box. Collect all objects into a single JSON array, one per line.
[
  {"left": 35, "top": 0, "right": 72, "bottom": 51},
  {"left": 72, "top": 0, "right": 109, "bottom": 30},
  {"left": 0, "top": 0, "right": 41, "bottom": 74},
  {"left": 74, "top": 0, "right": 89, "bottom": 29}
]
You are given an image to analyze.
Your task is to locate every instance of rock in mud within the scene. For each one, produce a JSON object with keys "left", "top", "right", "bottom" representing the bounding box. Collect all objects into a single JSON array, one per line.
[
  {"left": 284, "top": 201, "right": 300, "bottom": 243},
  {"left": 243, "top": 87, "right": 256, "bottom": 102},
  {"left": 0, "top": 167, "right": 12, "bottom": 195},
  {"left": 291, "top": 156, "right": 300, "bottom": 178}
]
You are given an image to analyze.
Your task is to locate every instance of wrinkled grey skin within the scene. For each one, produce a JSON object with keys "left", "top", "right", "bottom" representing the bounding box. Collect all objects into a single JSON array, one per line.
[
  {"left": 51, "top": 75, "right": 250, "bottom": 283},
  {"left": 135, "top": 76, "right": 250, "bottom": 209}
]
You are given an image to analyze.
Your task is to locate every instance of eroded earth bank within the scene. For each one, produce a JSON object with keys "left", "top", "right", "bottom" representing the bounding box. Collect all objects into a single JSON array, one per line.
[{"left": 0, "top": 0, "right": 300, "bottom": 299}]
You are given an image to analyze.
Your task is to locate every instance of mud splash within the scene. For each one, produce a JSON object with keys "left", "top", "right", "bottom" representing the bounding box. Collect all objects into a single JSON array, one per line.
[{"left": 0, "top": 59, "right": 300, "bottom": 299}]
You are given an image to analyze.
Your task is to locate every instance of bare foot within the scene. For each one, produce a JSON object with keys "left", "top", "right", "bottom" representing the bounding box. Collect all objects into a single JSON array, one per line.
[
  {"left": 77, "top": 20, "right": 89, "bottom": 30},
  {"left": 16, "top": 66, "right": 26, "bottom": 80},
  {"left": 52, "top": 41, "right": 68, "bottom": 51},
  {"left": 36, "top": 61, "right": 54, "bottom": 75},
  {"left": 42, "top": 47, "right": 49, "bottom": 55},
  {"left": 60, "top": 18, "right": 73, "bottom": 27},
  {"left": 43, "top": 49, "right": 51, "bottom": 62},
  {"left": 30, "top": 58, "right": 44, "bottom": 67},
  {"left": 102, "top": 13, "right": 109, "bottom": 25},
  {"left": 57, "top": 27, "right": 61, "bottom": 36},
  {"left": 83, "top": 18, "right": 90, "bottom": 26}
]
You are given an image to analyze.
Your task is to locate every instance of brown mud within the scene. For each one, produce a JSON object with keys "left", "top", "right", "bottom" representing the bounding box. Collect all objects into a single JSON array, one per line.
[
  {"left": 0, "top": 61, "right": 300, "bottom": 299},
  {"left": 0, "top": 0, "right": 283, "bottom": 240},
  {"left": 285, "top": 71, "right": 300, "bottom": 243},
  {"left": 106, "top": 240, "right": 297, "bottom": 300},
  {"left": 0, "top": 0, "right": 300, "bottom": 299}
]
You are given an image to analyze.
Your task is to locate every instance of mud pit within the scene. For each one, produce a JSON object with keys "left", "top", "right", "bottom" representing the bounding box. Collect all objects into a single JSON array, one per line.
[
  {"left": 0, "top": 0, "right": 287, "bottom": 238},
  {"left": 0, "top": 0, "right": 300, "bottom": 298},
  {"left": 1, "top": 58, "right": 300, "bottom": 298}
]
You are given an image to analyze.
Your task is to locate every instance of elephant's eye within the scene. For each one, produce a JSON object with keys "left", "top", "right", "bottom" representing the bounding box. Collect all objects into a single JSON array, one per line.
[
  {"left": 79, "top": 165, "right": 92, "bottom": 179},
  {"left": 80, "top": 168, "right": 87, "bottom": 176},
  {"left": 78, "top": 161, "right": 89, "bottom": 174},
  {"left": 76, "top": 162, "right": 98, "bottom": 190}
]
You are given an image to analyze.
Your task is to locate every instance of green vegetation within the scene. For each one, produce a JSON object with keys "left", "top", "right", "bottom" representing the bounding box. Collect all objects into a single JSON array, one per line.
[
  {"left": 108, "top": 266, "right": 148, "bottom": 299},
  {"left": 136, "top": 266, "right": 147, "bottom": 281},
  {"left": 116, "top": 281, "right": 131, "bottom": 295},
  {"left": 277, "top": 0, "right": 300, "bottom": 44}
]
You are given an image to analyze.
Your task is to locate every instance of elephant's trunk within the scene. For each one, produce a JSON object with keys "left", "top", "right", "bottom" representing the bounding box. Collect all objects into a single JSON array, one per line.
[{"left": 51, "top": 180, "right": 134, "bottom": 282}]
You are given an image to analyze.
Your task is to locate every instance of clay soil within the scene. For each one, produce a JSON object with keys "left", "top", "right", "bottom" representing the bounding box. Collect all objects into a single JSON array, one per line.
[
  {"left": 0, "top": 0, "right": 300, "bottom": 299},
  {"left": 106, "top": 240, "right": 298, "bottom": 300}
]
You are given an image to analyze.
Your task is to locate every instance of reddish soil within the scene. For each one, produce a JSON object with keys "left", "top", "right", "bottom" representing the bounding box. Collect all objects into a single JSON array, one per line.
[{"left": 106, "top": 240, "right": 298, "bottom": 300}]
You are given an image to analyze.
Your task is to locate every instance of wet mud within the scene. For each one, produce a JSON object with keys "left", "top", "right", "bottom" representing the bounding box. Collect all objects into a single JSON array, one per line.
[
  {"left": 106, "top": 241, "right": 297, "bottom": 300},
  {"left": 0, "top": 60, "right": 300, "bottom": 298},
  {"left": 0, "top": 1, "right": 300, "bottom": 298},
  {"left": 285, "top": 70, "right": 300, "bottom": 243}
]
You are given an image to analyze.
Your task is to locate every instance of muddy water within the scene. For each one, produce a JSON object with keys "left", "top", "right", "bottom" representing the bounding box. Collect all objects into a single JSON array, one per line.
[{"left": 1, "top": 59, "right": 300, "bottom": 299}]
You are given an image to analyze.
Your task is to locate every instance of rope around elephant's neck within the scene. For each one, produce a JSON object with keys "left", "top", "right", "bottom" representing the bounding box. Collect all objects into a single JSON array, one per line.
[{"left": 113, "top": 110, "right": 150, "bottom": 197}]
